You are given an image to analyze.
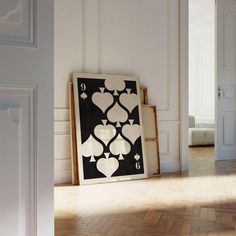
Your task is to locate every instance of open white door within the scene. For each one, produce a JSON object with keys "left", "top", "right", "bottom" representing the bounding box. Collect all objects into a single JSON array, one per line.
[
  {"left": 0, "top": 1, "right": 54, "bottom": 236},
  {"left": 216, "top": 0, "right": 236, "bottom": 160}
]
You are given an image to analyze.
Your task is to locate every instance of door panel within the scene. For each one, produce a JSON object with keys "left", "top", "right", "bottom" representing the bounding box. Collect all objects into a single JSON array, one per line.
[
  {"left": 0, "top": 0, "right": 54, "bottom": 235},
  {"left": 0, "top": 108, "right": 19, "bottom": 236},
  {"left": 223, "top": 12, "right": 236, "bottom": 71},
  {"left": 0, "top": 0, "right": 35, "bottom": 46},
  {"left": 0, "top": 87, "right": 36, "bottom": 236},
  {"left": 222, "top": 112, "right": 236, "bottom": 145},
  {"left": 216, "top": 0, "right": 236, "bottom": 160}
]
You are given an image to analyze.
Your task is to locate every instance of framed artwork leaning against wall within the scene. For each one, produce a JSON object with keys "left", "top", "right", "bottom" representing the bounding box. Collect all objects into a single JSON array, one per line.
[{"left": 73, "top": 73, "right": 148, "bottom": 185}]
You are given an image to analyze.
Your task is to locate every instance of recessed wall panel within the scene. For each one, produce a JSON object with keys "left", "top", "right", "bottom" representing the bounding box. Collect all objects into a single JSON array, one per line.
[{"left": 89, "top": 0, "right": 179, "bottom": 120}]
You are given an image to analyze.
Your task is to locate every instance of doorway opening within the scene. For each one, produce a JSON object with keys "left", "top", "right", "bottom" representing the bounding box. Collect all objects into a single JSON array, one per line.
[{"left": 188, "top": 0, "right": 216, "bottom": 175}]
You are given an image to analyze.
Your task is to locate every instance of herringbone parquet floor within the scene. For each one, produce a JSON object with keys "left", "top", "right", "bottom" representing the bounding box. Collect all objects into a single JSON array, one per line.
[{"left": 55, "top": 147, "right": 236, "bottom": 236}]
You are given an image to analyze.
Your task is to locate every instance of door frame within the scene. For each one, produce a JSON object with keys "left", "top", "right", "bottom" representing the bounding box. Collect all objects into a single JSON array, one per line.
[
  {"left": 180, "top": 0, "right": 217, "bottom": 171},
  {"left": 180, "top": 0, "right": 189, "bottom": 172}
]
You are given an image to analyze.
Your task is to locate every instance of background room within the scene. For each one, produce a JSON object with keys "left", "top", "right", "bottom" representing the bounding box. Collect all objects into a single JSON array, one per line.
[{"left": 188, "top": 0, "right": 215, "bottom": 175}]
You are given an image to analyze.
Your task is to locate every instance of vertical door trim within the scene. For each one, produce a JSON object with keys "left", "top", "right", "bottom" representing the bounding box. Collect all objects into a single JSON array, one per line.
[{"left": 179, "top": 0, "right": 189, "bottom": 172}]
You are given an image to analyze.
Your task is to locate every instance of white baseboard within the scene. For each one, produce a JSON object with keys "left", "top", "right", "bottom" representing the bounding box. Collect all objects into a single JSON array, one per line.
[{"left": 160, "top": 162, "right": 180, "bottom": 173}]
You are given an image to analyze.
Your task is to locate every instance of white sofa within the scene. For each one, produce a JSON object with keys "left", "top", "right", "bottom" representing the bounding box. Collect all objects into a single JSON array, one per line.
[{"left": 188, "top": 116, "right": 215, "bottom": 146}]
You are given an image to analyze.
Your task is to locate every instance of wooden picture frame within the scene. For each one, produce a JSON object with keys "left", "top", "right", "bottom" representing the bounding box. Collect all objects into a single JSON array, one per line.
[
  {"left": 142, "top": 105, "right": 161, "bottom": 175},
  {"left": 140, "top": 86, "right": 148, "bottom": 104},
  {"left": 145, "top": 140, "right": 160, "bottom": 176},
  {"left": 73, "top": 73, "right": 148, "bottom": 185},
  {"left": 69, "top": 82, "right": 79, "bottom": 185}
]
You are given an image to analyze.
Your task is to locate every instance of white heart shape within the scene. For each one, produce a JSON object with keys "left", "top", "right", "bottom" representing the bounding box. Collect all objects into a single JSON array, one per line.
[
  {"left": 119, "top": 93, "right": 138, "bottom": 113},
  {"left": 122, "top": 124, "right": 141, "bottom": 144},
  {"left": 94, "top": 123, "right": 116, "bottom": 145},
  {"left": 104, "top": 79, "right": 125, "bottom": 92},
  {"left": 109, "top": 134, "right": 131, "bottom": 156},
  {"left": 81, "top": 135, "right": 103, "bottom": 161},
  {"left": 92, "top": 91, "right": 114, "bottom": 113},
  {"left": 107, "top": 102, "right": 128, "bottom": 126},
  {"left": 96, "top": 157, "right": 119, "bottom": 177}
]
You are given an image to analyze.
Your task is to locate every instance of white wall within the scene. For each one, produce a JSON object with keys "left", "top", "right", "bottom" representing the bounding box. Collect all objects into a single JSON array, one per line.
[
  {"left": 54, "top": 0, "right": 180, "bottom": 184},
  {"left": 189, "top": 0, "right": 215, "bottom": 125}
]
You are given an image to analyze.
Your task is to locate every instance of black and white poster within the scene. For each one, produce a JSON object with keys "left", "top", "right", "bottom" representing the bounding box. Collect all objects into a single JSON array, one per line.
[{"left": 73, "top": 73, "right": 147, "bottom": 185}]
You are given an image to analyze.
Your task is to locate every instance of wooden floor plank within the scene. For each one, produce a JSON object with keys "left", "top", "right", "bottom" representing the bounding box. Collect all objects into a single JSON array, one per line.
[{"left": 55, "top": 147, "right": 236, "bottom": 235}]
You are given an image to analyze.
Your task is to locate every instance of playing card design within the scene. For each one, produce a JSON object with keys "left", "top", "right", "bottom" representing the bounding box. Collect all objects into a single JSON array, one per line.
[
  {"left": 104, "top": 78, "right": 126, "bottom": 95},
  {"left": 94, "top": 120, "right": 116, "bottom": 146},
  {"left": 122, "top": 120, "right": 141, "bottom": 144},
  {"left": 107, "top": 102, "right": 128, "bottom": 127},
  {"left": 109, "top": 134, "right": 131, "bottom": 160},
  {"left": 120, "top": 89, "right": 138, "bottom": 113},
  {"left": 96, "top": 153, "right": 119, "bottom": 177},
  {"left": 92, "top": 87, "right": 114, "bottom": 113},
  {"left": 73, "top": 74, "right": 147, "bottom": 184},
  {"left": 134, "top": 154, "right": 141, "bottom": 161},
  {"left": 81, "top": 135, "right": 103, "bottom": 162},
  {"left": 81, "top": 92, "right": 87, "bottom": 100}
]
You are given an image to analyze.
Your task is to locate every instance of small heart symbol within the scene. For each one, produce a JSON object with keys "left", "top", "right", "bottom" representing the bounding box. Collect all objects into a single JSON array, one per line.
[
  {"left": 96, "top": 157, "right": 119, "bottom": 177},
  {"left": 134, "top": 154, "right": 141, "bottom": 161},
  {"left": 81, "top": 92, "right": 87, "bottom": 100}
]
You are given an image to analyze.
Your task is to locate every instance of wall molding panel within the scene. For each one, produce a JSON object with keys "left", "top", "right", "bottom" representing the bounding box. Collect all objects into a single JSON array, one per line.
[
  {"left": 54, "top": 0, "right": 181, "bottom": 183},
  {"left": 81, "top": 0, "right": 179, "bottom": 120},
  {"left": 54, "top": 108, "right": 70, "bottom": 121},
  {"left": 0, "top": 85, "right": 37, "bottom": 236},
  {"left": 54, "top": 0, "right": 83, "bottom": 108},
  {"left": 54, "top": 108, "right": 72, "bottom": 184},
  {"left": 159, "top": 132, "right": 170, "bottom": 154},
  {"left": 0, "top": 0, "right": 36, "bottom": 47},
  {"left": 159, "top": 121, "right": 180, "bottom": 172},
  {"left": 54, "top": 121, "right": 70, "bottom": 135}
]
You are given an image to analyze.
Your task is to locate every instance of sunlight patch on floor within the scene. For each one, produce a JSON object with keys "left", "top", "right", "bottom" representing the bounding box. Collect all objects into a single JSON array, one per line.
[{"left": 55, "top": 174, "right": 236, "bottom": 217}]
